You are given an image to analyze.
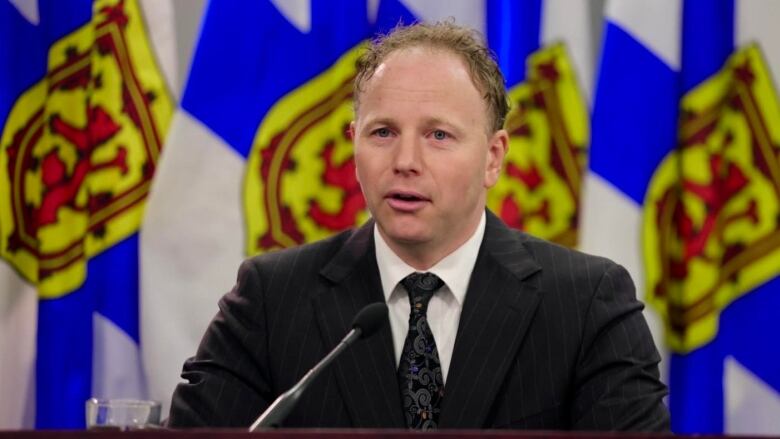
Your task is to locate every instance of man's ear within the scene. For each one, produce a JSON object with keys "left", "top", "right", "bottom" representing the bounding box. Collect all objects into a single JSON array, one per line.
[{"left": 484, "top": 129, "right": 508, "bottom": 188}]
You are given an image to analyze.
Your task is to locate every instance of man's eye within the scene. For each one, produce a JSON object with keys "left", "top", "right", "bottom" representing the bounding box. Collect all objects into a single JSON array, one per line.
[
  {"left": 432, "top": 130, "right": 448, "bottom": 140},
  {"left": 374, "top": 128, "right": 391, "bottom": 137}
]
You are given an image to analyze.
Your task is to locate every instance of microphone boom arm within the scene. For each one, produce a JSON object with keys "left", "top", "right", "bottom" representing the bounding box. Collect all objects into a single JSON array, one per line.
[{"left": 248, "top": 327, "right": 362, "bottom": 430}]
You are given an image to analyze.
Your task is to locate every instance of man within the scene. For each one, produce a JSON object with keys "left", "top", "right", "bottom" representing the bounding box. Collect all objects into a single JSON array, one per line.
[{"left": 168, "top": 22, "right": 669, "bottom": 431}]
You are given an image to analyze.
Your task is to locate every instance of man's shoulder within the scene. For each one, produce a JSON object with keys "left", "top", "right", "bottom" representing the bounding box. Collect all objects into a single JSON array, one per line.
[
  {"left": 485, "top": 213, "right": 615, "bottom": 271},
  {"left": 494, "top": 227, "right": 638, "bottom": 313},
  {"left": 227, "top": 226, "right": 366, "bottom": 303},
  {"left": 245, "top": 226, "right": 359, "bottom": 270},
  {"left": 490, "top": 222, "right": 628, "bottom": 295},
  {"left": 516, "top": 230, "right": 615, "bottom": 271}
]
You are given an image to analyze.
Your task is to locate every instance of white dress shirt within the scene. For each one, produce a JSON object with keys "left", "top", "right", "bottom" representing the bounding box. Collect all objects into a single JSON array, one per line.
[{"left": 373, "top": 212, "right": 485, "bottom": 384}]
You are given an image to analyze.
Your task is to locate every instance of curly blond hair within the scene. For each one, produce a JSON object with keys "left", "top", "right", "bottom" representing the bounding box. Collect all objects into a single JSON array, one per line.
[{"left": 354, "top": 21, "right": 509, "bottom": 133}]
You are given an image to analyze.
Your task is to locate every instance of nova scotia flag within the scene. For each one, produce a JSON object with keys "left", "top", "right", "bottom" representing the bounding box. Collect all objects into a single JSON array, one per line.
[
  {"left": 583, "top": 0, "right": 780, "bottom": 434},
  {"left": 0, "top": 0, "right": 174, "bottom": 428}
]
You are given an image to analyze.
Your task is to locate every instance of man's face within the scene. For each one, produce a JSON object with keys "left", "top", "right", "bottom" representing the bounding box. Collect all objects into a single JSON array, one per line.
[{"left": 352, "top": 46, "right": 507, "bottom": 267}]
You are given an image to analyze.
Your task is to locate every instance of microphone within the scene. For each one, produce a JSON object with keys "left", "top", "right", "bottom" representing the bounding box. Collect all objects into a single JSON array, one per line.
[{"left": 248, "top": 302, "right": 388, "bottom": 431}]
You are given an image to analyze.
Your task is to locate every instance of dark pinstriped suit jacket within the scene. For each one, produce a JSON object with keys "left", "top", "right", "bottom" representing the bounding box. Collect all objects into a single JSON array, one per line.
[{"left": 168, "top": 211, "right": 669, "bottom": 430}]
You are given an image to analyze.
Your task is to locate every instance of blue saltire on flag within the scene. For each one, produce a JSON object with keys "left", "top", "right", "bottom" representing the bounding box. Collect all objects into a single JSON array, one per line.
[
  {"left": 590, "top": 20, "right": 679, "bottom": 206},
  {"left": 592, "top": 0, "right": 780, "bottom": 433},
  {"left": 485, "top": 0, "right": 542, "bottom": 87},
  {"left": 373, "top": 0, "right": 418, "bottom": 34},
  {"left": 36, "top": 236, "right": 142, "bottom": 428},
  {"left": 183, "top": 1, "right": 369, "bottom": 159}
]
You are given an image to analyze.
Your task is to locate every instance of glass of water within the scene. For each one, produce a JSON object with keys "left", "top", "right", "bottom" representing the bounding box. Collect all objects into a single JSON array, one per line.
[{"left": 85, "top": 398, "right": 162, "bottom": 430}]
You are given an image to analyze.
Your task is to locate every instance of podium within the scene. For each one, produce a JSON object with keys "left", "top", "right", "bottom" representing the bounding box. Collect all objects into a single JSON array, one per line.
[{"left": 1, "top": 430, "right": 771, "bottom": 439}]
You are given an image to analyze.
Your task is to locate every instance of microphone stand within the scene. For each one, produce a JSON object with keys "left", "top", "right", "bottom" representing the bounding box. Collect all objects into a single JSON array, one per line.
[{"left": 248, "top": 327, "right": 362, "bottom": 431}]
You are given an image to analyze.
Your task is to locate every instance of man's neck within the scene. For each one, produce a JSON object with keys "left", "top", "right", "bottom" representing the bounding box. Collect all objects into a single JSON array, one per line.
[{"left": 385, "top": 243, "right": 448, "bottom": 271}]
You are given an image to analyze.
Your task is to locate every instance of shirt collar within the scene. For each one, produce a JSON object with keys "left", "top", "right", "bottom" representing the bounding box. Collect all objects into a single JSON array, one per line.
[{"left": 374, "top": 211, "right": 486, "bottom": 305}]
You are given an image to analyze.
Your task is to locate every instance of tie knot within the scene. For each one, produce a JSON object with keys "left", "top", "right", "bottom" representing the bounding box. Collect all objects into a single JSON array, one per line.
[{"left": 401, "top": 272, "right": 443, "bottom": 312}]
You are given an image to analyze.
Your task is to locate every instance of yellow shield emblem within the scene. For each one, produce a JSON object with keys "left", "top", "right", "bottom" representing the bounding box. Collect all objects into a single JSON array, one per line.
[
  {"left": 0, "top": 0, "right": 172, "bottom": 298},
  {"left": 644, "top": 44, "right": 780, "bottom": 352},
  {"left": 244, "top": 46, "right": 368, "bottom": 254}
]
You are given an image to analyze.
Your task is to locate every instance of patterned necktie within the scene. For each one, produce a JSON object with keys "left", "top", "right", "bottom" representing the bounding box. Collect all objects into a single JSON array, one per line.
[{"left": 398, "top": 272, "right": 445, "bottom": 430}]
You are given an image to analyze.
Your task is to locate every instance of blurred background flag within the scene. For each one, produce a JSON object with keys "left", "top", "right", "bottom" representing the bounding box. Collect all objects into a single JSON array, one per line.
[
  {"left": 583, "top": 0, "right": 780, "bottom": 434},
  {"left": 0, "top": 0, "right": 174, "bottom": 428},
  {"left": 485, "top": 0, "right": 597, "bottom": 248}
]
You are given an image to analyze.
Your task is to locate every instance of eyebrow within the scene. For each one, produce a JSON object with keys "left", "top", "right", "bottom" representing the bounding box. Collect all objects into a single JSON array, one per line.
[
  {"left": 422, "top": 116, "right": 457, "bottom": 128},
  {"left": 362, "top": 117, "right": 396, "bottom": 128},
  {"left": 361, "top": 116, "right": 462, "bottom": 131}
]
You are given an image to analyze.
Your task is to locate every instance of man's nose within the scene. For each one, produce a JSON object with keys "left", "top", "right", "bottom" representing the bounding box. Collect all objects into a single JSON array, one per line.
[{"left": 392, "top": 134, "right": 422, "bottom": 175}]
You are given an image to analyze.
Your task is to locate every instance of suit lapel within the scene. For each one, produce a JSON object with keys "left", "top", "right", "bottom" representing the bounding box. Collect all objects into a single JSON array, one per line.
[
  {"left": 312, "top": 222, "right": 404, "bottom": 428},
  {"left": 439, "top": 212, "right": 543, "bottom": 428}
]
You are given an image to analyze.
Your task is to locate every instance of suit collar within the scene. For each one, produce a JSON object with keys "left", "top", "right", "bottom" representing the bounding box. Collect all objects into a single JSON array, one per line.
[
  {"left": 319, "top": 220, "right": 375, "bottom": 283},
  {"left": 481, "top": 210, "right": 542, "bottom": 281},
  {"left": 439, "top": 211, "right": 543, "bottom": 428},
  {"left": 314, "top": 220, "right": 405, "bottom": 428}
]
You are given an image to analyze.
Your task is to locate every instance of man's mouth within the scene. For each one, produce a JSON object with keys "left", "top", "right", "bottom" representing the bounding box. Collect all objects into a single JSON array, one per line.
[{"left": 385, "top": 191, "right": 429, "bottom": 211}]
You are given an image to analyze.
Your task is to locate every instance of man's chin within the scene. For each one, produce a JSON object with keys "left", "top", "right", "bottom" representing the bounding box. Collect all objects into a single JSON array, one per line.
[
  {"left": 384, "top": 231, "right": 430, "bottom": 246},
  {"left": 376, "top": 223, "right": 431, "bottom": 247}
]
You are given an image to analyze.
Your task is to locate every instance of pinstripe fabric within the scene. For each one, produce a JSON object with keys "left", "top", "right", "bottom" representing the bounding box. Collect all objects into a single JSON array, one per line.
[{"left": 168, "top": 211, "right": 669, "bottom": 431}]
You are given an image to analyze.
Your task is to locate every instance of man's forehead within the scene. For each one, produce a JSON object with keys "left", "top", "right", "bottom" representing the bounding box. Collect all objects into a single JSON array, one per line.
[
  {"left": 364, "top": 47, "right": 474, "bottom": 92},
  {"left": 354, "top": 45, "right": 493, "bottom": 134}
]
